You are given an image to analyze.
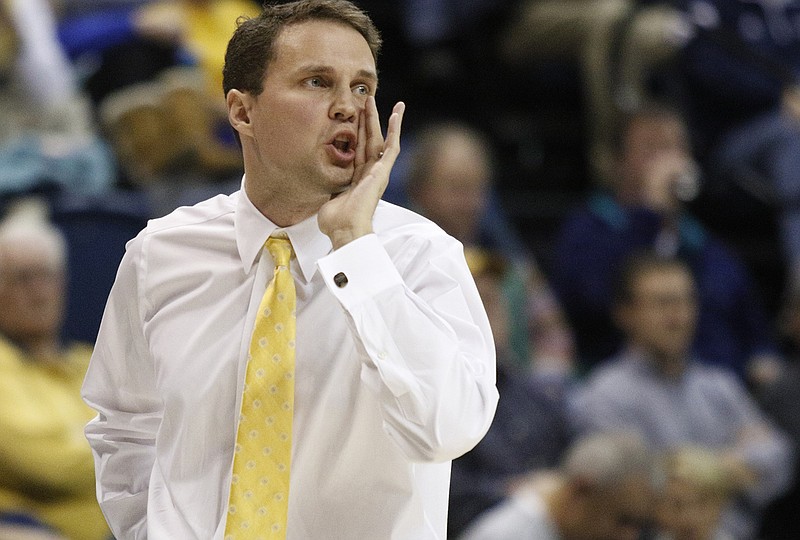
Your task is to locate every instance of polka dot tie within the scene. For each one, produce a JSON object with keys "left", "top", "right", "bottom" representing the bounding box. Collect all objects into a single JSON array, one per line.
[{"left": 225, "top": 237, "right": 295, "bottom": 539}]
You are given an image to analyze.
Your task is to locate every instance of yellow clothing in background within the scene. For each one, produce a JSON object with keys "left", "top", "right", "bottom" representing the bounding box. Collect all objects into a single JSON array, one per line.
[
  {"left": 183, "top": 0, "right": 261, "bottom": 96},
  {"left": 0, "top": 338, "right": 110, "bottom": 540}
]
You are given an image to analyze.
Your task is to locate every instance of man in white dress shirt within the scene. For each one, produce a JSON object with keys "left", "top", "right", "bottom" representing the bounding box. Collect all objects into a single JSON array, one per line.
[{"left": 80, "top": 1, "right": 499, "bottom": 538}]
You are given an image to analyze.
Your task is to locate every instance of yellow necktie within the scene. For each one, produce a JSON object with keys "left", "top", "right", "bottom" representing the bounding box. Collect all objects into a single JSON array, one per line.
[{"left": 225, "top": 236, "right": 295, "bottom": 539}]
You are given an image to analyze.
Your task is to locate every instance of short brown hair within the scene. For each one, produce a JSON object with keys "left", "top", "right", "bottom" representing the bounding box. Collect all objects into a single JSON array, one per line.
[
  {"left": 222, "top": 0, "right": 382, "bottom": 98},
  {"left": 612, "top": 101, "right": 687, "bottom": 157},
  {"left": 612, "top": 251, "right": 692, "bottom": 306}
]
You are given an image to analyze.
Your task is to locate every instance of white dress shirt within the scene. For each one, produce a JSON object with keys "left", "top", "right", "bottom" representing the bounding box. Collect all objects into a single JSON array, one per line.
[{"left": 82, "top": 185, "right": 498, "bottom": 539}]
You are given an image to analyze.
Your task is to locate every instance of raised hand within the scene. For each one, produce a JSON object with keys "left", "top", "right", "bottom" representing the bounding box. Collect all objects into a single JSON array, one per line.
[{"left": 319, "top": 97, "right": 405, "bottom": 250}]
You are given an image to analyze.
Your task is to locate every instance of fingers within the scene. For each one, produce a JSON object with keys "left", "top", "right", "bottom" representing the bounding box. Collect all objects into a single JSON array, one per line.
[
  {"left": 380, "top": 101, "right": 405, "bottom": 161},
  {"left": 354, "top": 96, "right": 392, "bottom": 167},
  {"left": 364, "top": 96, "right": 384, "bottom": 160},
  {"left": 364, "top": 102, "right": 405, "bottom": 196},
  {"left": 360, "top": 97, "right": 405, "bottom": 161},
  {"left": 355, "top": 107, "right": 367, "bottom": 167},
  {"left": 352, "top": 99, "right": 405, "bottom": 184}
]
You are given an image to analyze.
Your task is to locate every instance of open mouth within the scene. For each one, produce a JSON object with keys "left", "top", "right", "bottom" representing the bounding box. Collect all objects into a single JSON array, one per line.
[
  {"left": 330, "top": 131, "right": 356, "bottom": 155},
  {"left": 333, "top": 138, "right": 351, "bottom": 153}
]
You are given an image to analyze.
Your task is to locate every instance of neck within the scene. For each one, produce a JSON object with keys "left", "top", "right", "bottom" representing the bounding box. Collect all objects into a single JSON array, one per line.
[
  {"left": 655, "top": 355, "right": 687, "bottom": 379},
  {"left": 632, "top": 344, "right": 686, "bottom": 379},
  {"left": 244, "top": 173, "right": 327, "bottom": 227}
]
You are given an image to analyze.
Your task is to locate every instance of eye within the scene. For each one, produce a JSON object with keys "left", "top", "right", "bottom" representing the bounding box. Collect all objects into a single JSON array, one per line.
[
  {"left": 305, "top": 77, "right": 326, "bottom": 88},
  {"left": 353, "top": 84, "right": 370, "bottom": 96}
]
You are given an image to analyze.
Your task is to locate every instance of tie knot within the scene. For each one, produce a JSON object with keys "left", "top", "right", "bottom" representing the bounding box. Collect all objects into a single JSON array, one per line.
[{"left": 266, "top": 236, "right": 293, "bottom": 268}]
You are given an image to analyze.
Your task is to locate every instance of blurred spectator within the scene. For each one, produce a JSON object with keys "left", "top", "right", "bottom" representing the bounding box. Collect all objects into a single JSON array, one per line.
[
  {"left": 668, "top": 0, "right": 800, "bottom": 293},
  {"left": 2, "top": 0, "right": 88, "bottom": 135},
  {"left": 98, "top": 80, "right": 176, "bottom": 189},
  {"left": 551, "top": 103, "right": 782, "bottom": 384},
  {"left": 98, "top": 65, "right": 242, "bottom": 216},
  {"left": 405, "top": 120, "right": 575, "bottom": 374},
  {"left": 57, "top": 0, "right": 260, "bottom": 103},
  {"left": 0, "top": 199, "right": 110, "bottom": 540},
  {"left": 570, "top": 252, "right": 794, "bottom": 539},
  {"left": 753, "top": 278, "right": 800, "bottom": 539},
  {"left": 448, "top": 247, "right": 572, "bottom": 537},
  {"left": 179, "top": 0, "right": 261, "bottom": 96},
  {"left": 459, "top": 431, "right": 659, "bottom": 540},
  {"left": 0, "top": 0, "right": 115, "bottom": 197},
  {"left": 57, "top": 0, "right": 183, "bottom": 106},
  {"left": 500, "top": 0, "right": 692, "bottom": 186}
]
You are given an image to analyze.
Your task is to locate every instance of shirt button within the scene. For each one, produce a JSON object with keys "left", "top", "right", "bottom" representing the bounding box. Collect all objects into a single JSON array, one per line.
[{"left": 333, "top": 272, "right": 348, "bottom": 288}]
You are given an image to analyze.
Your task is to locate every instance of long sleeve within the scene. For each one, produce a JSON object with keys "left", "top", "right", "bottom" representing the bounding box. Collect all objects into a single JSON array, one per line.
[
  {"left": 79, "top": 193, "right": 498, "bottom": 538},
  {"left": 717, "top": 374, "right": 794, "bottom": 505},
  {"left": 82, "top": 233, "right": 163, "bottom": 540},
  {"left": 316, "top": 232, "right": 499, "bottom": 463}
]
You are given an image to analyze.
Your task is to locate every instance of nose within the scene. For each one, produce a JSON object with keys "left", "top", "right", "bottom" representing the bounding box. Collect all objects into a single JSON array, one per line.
[{"left": 329, "top": 87, "right": 358, "bottom": 122}]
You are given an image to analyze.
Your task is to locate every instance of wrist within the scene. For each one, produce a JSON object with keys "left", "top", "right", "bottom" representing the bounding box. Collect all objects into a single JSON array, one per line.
[{"left": 328, "top": 228, "right": 372, "bottom": 250}]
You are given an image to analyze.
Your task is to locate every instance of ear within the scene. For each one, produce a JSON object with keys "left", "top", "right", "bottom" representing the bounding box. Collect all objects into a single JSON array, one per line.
[{"left": 227, "top": 89, "right": 254, "bottom": 139}]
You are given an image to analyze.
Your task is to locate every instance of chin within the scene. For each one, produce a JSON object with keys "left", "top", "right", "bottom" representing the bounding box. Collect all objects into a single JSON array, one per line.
[{"left": 326, "top": 170, "right": 354, "bottom": 191}]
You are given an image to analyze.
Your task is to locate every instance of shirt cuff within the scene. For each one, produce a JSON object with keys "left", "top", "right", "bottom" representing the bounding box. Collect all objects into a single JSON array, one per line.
[{"left": 316, "top": 234, "right": 404, "bottom": 309}]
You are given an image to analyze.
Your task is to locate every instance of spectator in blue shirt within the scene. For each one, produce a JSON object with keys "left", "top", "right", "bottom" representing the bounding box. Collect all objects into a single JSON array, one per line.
[{"left": 551, "top": 103, "right": 782, "bottom": 386}]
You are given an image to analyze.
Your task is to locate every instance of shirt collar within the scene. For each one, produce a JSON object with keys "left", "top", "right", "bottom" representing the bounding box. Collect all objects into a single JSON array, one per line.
[
  {"left": 619, "top": 345, "right": 696, "bottom": 382},
  {"left": 234, "top": 179, "right": 333, "bottom": 282}
]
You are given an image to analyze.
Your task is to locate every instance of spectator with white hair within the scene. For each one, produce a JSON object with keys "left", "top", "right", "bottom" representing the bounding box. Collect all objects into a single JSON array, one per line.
[
  {"left": 0, "top": 199, "right": 110, "bottom": 540},
  {"left": 458, "top": 431, "right": 660, "bottom": 540}
]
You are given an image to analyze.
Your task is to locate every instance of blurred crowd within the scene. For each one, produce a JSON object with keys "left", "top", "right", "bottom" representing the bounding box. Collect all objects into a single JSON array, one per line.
[{"left": 1, "top": 0, "right": 800, "bottom": 539}]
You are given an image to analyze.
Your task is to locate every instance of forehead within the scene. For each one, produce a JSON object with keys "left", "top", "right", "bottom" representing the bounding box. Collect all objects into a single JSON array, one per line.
[
  {"left": 271, "top": 19, "right": 376, "bottom": 76},
  {"left": 0, "top": 236, "right": 61, "bottom": 268},
  {"left": 439, "top": 133, "right": 487, "bottom": 163},
  {"left": 626, "top": 116, "right": 687, "bottom": 147},
  {"left": 632, "top": 266, "right": 693, "bottom": 293}
]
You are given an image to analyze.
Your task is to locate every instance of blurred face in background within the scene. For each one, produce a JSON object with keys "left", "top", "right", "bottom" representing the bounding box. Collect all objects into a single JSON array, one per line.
[
  {"left": 617, "top": 265, "right": 698, "bottom": 374},
  {"left": 414, "top": 131, "right": 491, "bottom": 242},
  {"left": 112, "top": 105, "right": 177, "bottom": 184},
  {"left": 617, "top": 113, "right": 692, "bottom": 205},
  {"left": 0, "top": 236, "right": 65, "bottom": 345}
]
